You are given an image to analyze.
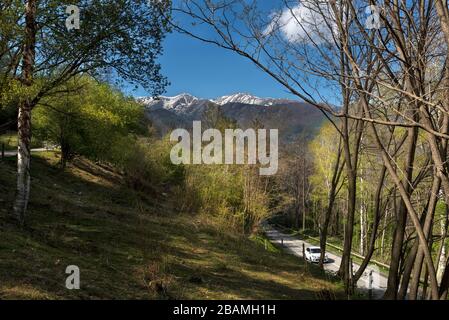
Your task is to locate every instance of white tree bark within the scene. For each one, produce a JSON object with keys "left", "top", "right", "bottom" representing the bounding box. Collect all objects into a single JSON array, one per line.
[
  {"left": 360, "top": 173, "right": 365, "bottom": 256},
  {"left": 437, "top": 218, "right": 447, "bottom": 283},
  {"left": 13, "top": 112, "right": 31, "bottom": 225}
]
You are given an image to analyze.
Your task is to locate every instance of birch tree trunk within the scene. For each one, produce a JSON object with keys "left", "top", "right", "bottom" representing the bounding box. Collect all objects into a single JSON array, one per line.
[
  {"left": 13, "top": 102, "right": 32, "bottom": 224},
  {"left": 13, "top": 0, "right": 37, "bottom": 225},
  {"left": 380, "top": 207, "right": 388, "bottom": 258},
  {"left": 360, "top": 174, "right": 365, "bottom": 256},
  {"left": 302, "top": 155, "right": 306, "bottom": 232},
  {"left": 437, "top": 216, "right": 448, "bottom": 283},
  {"left": 353, "top": 166, "right": 386, "bottom": 283},
  {"left": 437, "top": 239, "right": 447, "bottom": 283}
]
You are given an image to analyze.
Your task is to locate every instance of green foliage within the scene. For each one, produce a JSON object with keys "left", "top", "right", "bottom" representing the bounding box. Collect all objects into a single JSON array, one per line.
[
  {"left": 1, "top": 0, "right": 171, "bottom": 124},
  {"left": 0, "top": 132, "right": 43, "bottom": 150},
  {"left": 33, "top": 76, "right": 184, "bottom": 191},
  {"left": 309, "top": 122, "right": 342, "bottom": 202},
  {"left": 0, "top": 80, "right": 20, "bottom": 127},
  {"left": 6, "top": 0, "right": 169, "bottom": 92},
  {"left": 33, "top": 77, "right": 143, "bottom": 166},
  {"left": 177, "top": 163, "right": 270, "bottom": 234},
  {"left": 172, "top": 111, "right": 270, "bottom": 234},
  {"left": 121, "top": 136, "right": 185, "bottom": 191}
]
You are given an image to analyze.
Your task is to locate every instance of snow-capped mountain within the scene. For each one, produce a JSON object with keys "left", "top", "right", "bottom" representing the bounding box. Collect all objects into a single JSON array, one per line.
[
  {"left": 139, "top": 93, "right": 202, "bottom": 113},
  {"left": 213, "top": 93, "right": 279, "bottom": 106},
  {"left": 139, "top": 93, "right": 325, "bottom": 141},
  {"left": 139, "top": 92, "right": 284, "bottom": 110}
]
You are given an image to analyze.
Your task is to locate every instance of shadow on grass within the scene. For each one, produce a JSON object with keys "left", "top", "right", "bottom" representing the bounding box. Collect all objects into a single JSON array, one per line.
[{"left": 0, "top": 153, "right": 164, "bottom": 299}]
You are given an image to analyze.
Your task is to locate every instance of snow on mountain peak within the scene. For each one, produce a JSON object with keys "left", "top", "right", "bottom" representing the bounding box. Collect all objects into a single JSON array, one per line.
[
  {"left": 140, "top": 93, "right": 293, "bottom": 115},
  {"left": 213, "top": 93, "right": 274, "bottom": 106},
  {"left": 139, "top": 93, "right": 201, "bottom": 112},
  {"left": 164, "top": 93, "right": 199, "bottom": 108}
]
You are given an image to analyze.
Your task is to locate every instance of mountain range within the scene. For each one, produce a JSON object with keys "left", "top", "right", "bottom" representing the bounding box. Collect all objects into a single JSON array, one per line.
[{"left": 139, "top": 93, "right": 325, "bottom": 142}]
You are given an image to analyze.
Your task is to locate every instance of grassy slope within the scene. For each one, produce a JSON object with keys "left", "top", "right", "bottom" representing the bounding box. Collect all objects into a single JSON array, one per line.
[{"left": 0, "top": 152, "right": 343, "bottom": 299}]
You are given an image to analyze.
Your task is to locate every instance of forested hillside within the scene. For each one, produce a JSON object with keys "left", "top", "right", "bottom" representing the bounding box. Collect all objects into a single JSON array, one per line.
[{"left": 142, "top": 93, "right": 325, "bottom": 142}]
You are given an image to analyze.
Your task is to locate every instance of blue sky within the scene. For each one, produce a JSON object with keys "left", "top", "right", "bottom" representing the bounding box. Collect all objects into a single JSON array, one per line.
[
  {"left": 126, "top": 1, "right": 340, "bottom": 103},
  {"left": 126, "top": 1, "right": 304, "bottom": 100},
  {"left": 128, "top": 30, "right": 294, "bottom": 100}
]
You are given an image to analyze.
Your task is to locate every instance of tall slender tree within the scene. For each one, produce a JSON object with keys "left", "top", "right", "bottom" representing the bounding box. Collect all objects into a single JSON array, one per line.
[{"left": 10, "top": 0, "right": 171, "bottom": 224}]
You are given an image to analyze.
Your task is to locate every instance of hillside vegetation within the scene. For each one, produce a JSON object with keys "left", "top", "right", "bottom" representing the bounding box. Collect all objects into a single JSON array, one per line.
[{"left": 0, "top": 152, "right": 343, "bottom": 299}]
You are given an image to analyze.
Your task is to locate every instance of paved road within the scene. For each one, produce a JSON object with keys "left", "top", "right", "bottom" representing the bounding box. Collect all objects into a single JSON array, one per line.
[
  {"left": 2, "top": 148, "right": 49, "bottom": 157},
  {"left": 264, "top": 224, "right": 388, "bottom": 299}
]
